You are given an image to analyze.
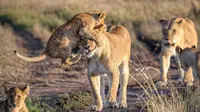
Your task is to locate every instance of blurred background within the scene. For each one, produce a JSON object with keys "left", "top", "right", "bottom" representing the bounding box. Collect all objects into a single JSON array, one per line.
[{"left": 0, "top": 0, "right": 200, "bottom": 111}]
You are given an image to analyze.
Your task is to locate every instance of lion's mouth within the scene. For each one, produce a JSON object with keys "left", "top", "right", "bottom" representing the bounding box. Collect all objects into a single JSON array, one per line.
[{"left": 83, "top": 46, "right": 97, "bottom": 55}]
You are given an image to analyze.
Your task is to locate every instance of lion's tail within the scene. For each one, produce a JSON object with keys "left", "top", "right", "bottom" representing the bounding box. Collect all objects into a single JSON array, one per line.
[{"left": 14, "top": 50, "right": 46, "bottom": 62}]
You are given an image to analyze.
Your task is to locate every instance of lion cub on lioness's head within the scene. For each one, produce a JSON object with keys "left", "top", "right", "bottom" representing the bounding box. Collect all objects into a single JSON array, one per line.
[
  {"left": 176, "top": 46, "right": 200, "bottom": 86},
  {"left": 0, "top": 85, "right": 29, "bottom": 112}
]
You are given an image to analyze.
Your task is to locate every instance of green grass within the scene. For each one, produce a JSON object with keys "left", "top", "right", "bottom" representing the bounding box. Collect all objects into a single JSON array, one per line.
[
  {"left": 25, "top": 91, "right": 92, "bottom": 112},
  {"left": 1, "top": 0, "right": 199, "bottom": 43},
  {"left": 26, "top": 98, "right": 42, "bottom": 112},
  {"left": 61, "top": 91, "right": 92, "bottom": 110}
]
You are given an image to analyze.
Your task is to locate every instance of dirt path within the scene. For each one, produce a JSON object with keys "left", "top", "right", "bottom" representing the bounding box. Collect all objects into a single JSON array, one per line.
[
  {"left": 0, "top": 53, "right": 182, "bottom": 111},
  {"left": 0, "top": 24, "right": 185, "bottom": 111}
]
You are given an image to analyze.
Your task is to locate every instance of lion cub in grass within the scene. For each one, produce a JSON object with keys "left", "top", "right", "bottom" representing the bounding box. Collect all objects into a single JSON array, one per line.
[
  {"left": 0, "top": 85, "right": 29, "bottom": 112},
  {"left": 176, "top": 46, "right": 200, "bottom": 86}
]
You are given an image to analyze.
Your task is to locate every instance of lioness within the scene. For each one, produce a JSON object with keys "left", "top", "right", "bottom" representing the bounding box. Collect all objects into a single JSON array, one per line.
[
  {"left": 176, "top": 46, "right": 200, "bottom": 86},
  {"left": 14, "top": 11, "right": 106, "bottom": 68},
  {"left": 79, "top": 25, "right": 131, "bottom": 111},
  {"left": 0, "top": 85, "right": 29, "bottom": 112},
  {"left": 158, "top": 17, "right": 198, "bottom": 85}
]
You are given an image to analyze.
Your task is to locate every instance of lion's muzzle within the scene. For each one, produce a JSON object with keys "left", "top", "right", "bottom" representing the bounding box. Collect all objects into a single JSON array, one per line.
[{"left": 164, "top": 42, "right": 175, "bottom": 47}]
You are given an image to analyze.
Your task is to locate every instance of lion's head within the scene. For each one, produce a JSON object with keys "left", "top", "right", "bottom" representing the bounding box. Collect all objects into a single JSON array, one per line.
[
  {"left": 159, "top": 17, "right": 185, "bottom": 48},
  {"left": 79, "top": 38, "right": 97, "bottom": 58},
  {"left": 4, "top": 85, "right": 29, "bottom": 109},
  {"left": 75, "top": 11, "right": 106, "bottom": 31}
]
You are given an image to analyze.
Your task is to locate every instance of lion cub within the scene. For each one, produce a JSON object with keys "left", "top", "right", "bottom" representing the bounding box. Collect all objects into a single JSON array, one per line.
[
  {"left": 0, "top": 85, "right": 30, "bottom": 112},
  {"left": 176, "top": 46, "right": 200, "bottom": 86}
]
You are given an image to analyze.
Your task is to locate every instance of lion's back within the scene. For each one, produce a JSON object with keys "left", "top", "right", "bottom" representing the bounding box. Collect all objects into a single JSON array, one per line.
[{"left": 182, "top": 18, "right": 198, "bottom": 47}]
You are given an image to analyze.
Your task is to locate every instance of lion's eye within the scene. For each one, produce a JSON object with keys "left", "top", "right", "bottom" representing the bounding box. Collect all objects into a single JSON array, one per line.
[
  {"left": 17, "top": 95, "right": 21, "bottom": 99},
  {"left": 88, "top": 38, "right": 93, "bottom": 41},
  {"left": 172, "top": 29, "right": 176, "bottom": 33}
]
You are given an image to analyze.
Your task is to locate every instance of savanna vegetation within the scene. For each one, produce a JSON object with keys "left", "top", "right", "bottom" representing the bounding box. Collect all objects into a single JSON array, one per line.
[{"left": 1, "top": 0, "right": 200, "bottom": 111}]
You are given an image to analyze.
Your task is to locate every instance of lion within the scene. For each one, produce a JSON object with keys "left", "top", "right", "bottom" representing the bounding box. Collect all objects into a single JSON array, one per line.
[
  {"left": 176, "top": 45, "right": 200, "bottom": 86},
  {"left": 14, "top": 11, "right": 107, "bottom": 68},
  {"left": 0, "top": 85, "right": 30, "bottom": 112},
  {"left": 158, "top": 17, "right": 198, "bottom": 86},
  {"left": 78, "top": 25, "right": 131, "bottom": 111}
]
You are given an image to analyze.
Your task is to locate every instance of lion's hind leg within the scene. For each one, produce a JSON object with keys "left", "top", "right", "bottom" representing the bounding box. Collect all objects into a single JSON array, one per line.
[
  {"left": 61, "top": 54, "right": 82, "bottom": 70},
  {"left": 119, "top": 56, "right": 129, "bottom": 109}
]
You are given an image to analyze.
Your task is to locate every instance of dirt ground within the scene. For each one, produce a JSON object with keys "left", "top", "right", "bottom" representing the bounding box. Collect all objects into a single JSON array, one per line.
[
  {"left": 0, "top": 24, "right": 194, "bottom": 111},
  {"left": 0, "top": 47, "right": 183, "bottom": 111}
]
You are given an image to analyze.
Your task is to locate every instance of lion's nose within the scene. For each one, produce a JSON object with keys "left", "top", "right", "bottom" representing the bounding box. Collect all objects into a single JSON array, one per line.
[
  {"left": 164, "top": 42, "right": 170, "bottom": 46},
  {"left": 84, "top": 45, "right": 90, "bottom": 49},
  {"left": 13, "top": 104, "right": 16, "bottom": 107}
]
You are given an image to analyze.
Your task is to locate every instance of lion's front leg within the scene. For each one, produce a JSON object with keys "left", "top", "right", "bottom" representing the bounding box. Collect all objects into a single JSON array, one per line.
[
  {"left": 100, "top": 75, "right": 107, "bottom": 106},
  {"left": 175, "top": 56, "right": 185, "bottom": 82},
  {"left": 107, "top": 68, "right": 120, "bottom": 108},
  {"left": 88, "top": 73, "right": 103, "bottom": 111},
  {"left": 61, "top": 54, "right": 82, "bottom": 71},
  {"left": 159, "top": 53, "right": 172, "bottom": 86},
  {"left": 184, "top": 67, "right": 194, "bottom": 86}
]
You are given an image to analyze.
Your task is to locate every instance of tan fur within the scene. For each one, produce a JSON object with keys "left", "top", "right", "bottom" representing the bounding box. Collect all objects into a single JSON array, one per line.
[
  {"left": 0, "top": 85, "right": 30, "bottom": 112},
  {"left": 14, "top": 11, "right": 106, "bottom": 68},
  {"left": 79, "top": 25, "right": 131, "bottom": 111},
  {"left": 158, "top": 17, "right": 198, "bottom": 85},
  {"left": 176, "top": 46, "right": 200, "bottom": 86}
]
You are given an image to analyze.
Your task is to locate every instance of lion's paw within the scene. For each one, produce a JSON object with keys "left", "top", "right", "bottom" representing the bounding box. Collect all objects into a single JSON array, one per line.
[
  {"left": 186, "top": 81, "right": 193, "bottom": 87},
  {"left": 89, "top": 105, "right": 97, "bottom": 111},
  {"left": 119, "top": 102, "right": 127, "bottom": 109},
  {"left": 89, "top": 105, "right": 102, "bottom": 112},
  {"left": 107, "top": 102, "right": 119, "bottom": 108}
]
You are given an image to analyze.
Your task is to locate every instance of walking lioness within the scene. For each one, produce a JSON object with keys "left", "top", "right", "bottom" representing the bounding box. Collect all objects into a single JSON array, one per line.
[
  {"left": 0, "top": 85, "right": 30, "bottom": 112},
  {"left": 79, "top": 25, "right": 131, "bottom": 111},
  {"left": 14, "top": 11, "right": 106, "bottom": 68},
  {"left": 158, "top": 17, "right": 198, "bottom": 86}
]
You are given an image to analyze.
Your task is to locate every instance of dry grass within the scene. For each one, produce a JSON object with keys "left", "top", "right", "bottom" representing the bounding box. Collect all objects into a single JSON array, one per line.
[
  {"left": 0, "top": 0, "right": 200, "bottom": 43},
  {"left": 130, "top": 59, "right": 200, "bottom": 112},
  {"left": 130, "top": 67, "right": 184, "bottom": 112},
  {"left": 1, "top": 0, "right": 200, "bottom": 111}
]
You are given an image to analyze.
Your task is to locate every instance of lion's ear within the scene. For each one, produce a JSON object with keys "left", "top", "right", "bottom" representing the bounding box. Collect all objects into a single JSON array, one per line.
[
  {"left": 22, "top": 85, "right": 30, "bottom": 95},
  {"left": 176, "top": 46, "right": 182, "bottom": 53},
  {"left": 176, "top": 18, "right": 184, "bottom": 27},
  {"left": 159, "top": 18, "right": 168, "bottom": 26},
  {"left": 4, "top": 85, "right": 9, "bottom": 94},
  {"left": 177, "top": 19, "right": 183, "bottom": 24},
  {"left": 98, "top": 11, "right": 106, "bottom": 20}
]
